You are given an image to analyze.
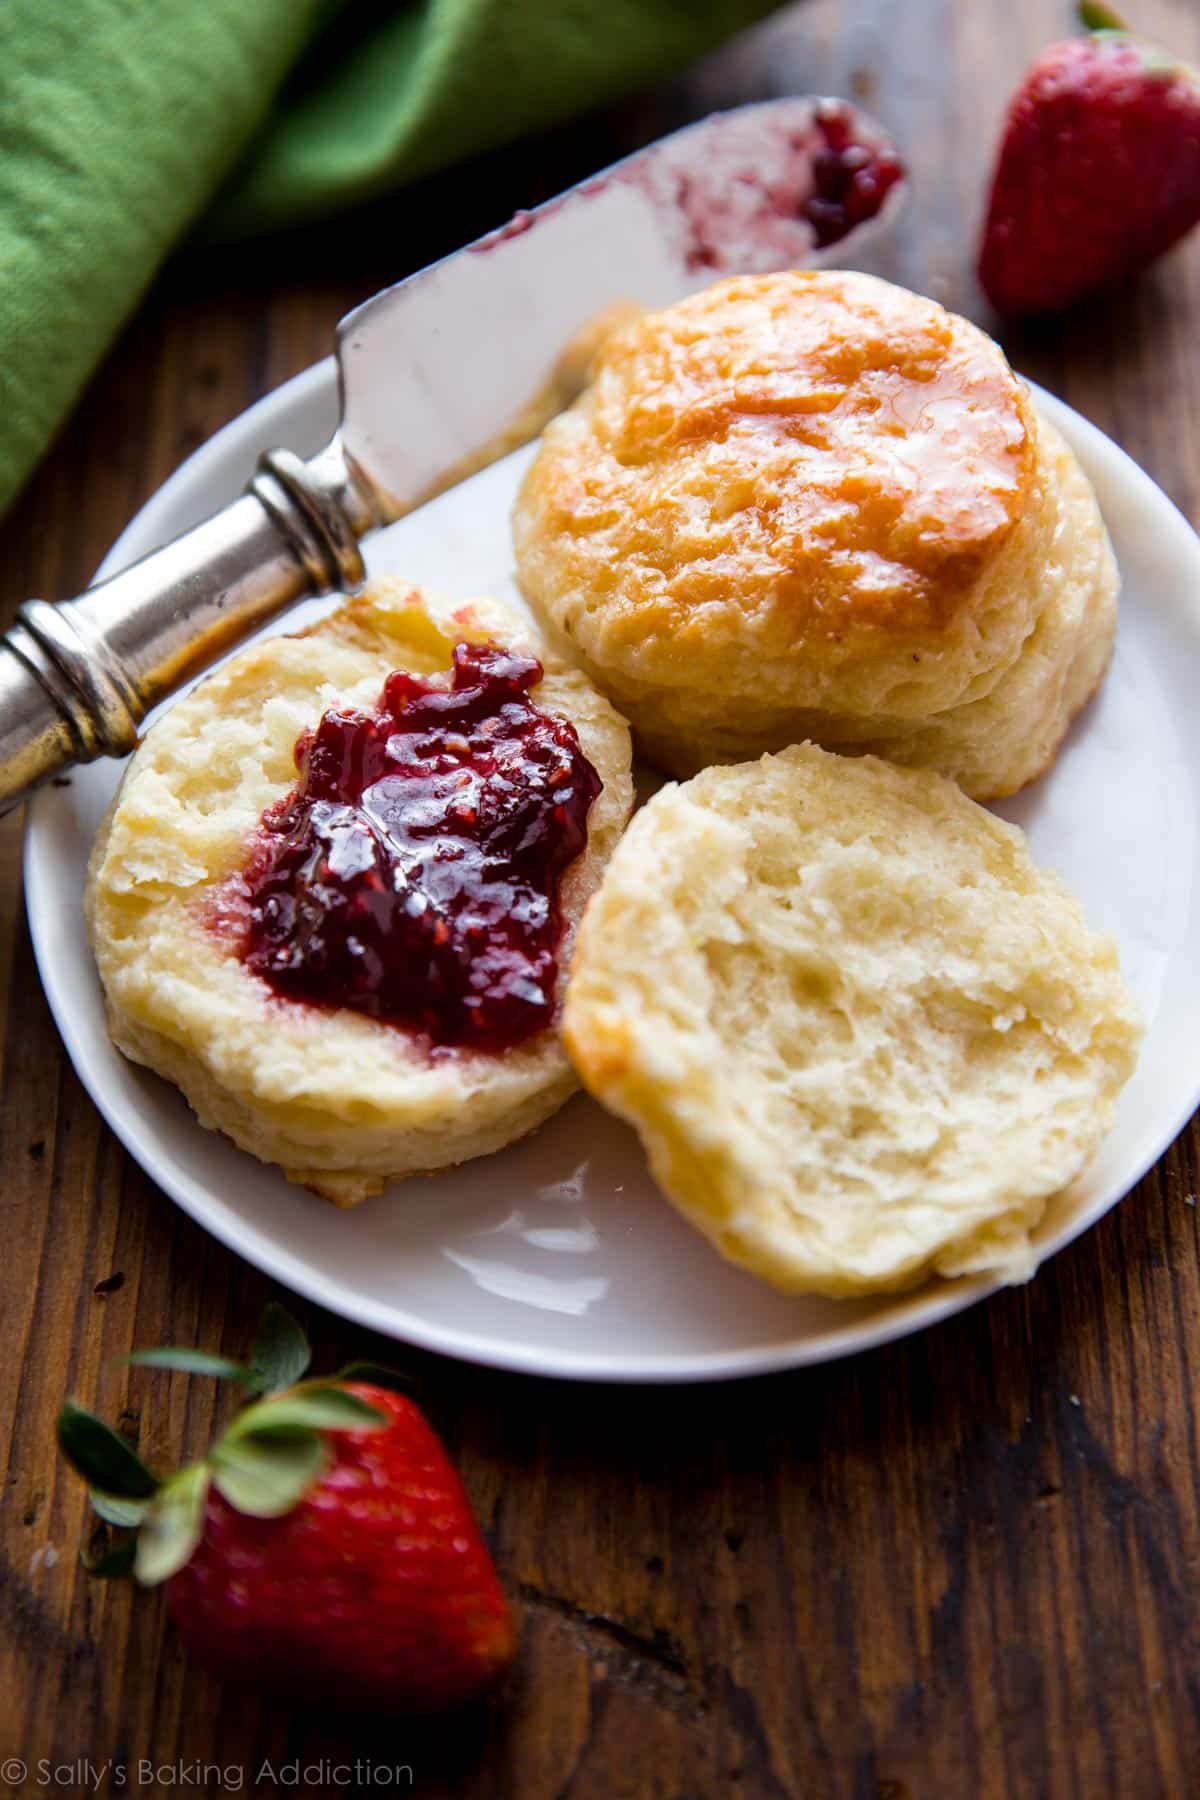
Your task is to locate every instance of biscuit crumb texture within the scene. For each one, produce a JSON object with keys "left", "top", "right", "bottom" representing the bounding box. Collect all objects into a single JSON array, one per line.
[
  {"left": 87, "top": 580, "right": 634, "bottom": 1205},
  {"left": 565, "top": 746, "right": 1142, "bottom": 1296}
]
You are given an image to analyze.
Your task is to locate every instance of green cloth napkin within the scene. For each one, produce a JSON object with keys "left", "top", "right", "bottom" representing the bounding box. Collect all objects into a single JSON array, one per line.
[{"left": 0, "top": 0, "right": 781, "bottom": 520}]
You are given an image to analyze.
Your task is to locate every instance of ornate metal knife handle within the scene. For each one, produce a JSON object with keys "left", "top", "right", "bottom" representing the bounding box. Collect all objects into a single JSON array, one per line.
[{"left": 0, "top": 436, "right": 383, "bottom": 816}]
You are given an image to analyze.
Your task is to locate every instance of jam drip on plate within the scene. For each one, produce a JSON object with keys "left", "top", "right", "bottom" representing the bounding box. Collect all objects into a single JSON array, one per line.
[{"left": 239, "top": 642, "right": 602, "bottom": 1053}]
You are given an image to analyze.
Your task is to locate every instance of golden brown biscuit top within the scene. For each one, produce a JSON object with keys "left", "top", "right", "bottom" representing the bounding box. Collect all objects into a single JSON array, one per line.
[{"left": 526, "top": 270, "right": 1036, "bottom": 644}]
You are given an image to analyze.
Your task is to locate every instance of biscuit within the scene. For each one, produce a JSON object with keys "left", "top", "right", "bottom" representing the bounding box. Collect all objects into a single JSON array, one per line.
[
  {"left": 87, "top": 581, "right": 634, "bottom": 1204},
  {"left": 852, "top": 419, "right": 1118, "bottom": 796},
  {"left": 564, "top": 746, "right": 1142, "bottom": 1296},
  {"left": 512, "top": 269, "right": 1117, "bottom": 797}
]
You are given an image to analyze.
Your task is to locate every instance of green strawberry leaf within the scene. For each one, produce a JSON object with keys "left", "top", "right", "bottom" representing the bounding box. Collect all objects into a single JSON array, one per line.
[
  {"left": 126, "top": 1347, "right": 250, "bottom": 1381},
  {"left": 210, "top": 1426, "right": 327, "bottom": 1518},
  {"left": 1079, "top": 1, "right": 1128, "bottom": 30},
  {"left": 227, "top": 1386, "right": 387, "bottom": 1440},
  {"left": 89, "top": 1489, "right": 151, "bottom": 1529},
  {"left": 57, "top": 1402, "right": 159, "bottom": 1500},
  {"left": 81, "top": 1532, "right": 137, "bottom": 1579},
  {"left": 135, "top": 1464, "right": 210, "bottom": 1586},
  {"left": 336, "top": 1361, "right": 414, "bottom": 1395},
  {"left": 243, "top": 1304, "right": 312, "bottom": 1398}
]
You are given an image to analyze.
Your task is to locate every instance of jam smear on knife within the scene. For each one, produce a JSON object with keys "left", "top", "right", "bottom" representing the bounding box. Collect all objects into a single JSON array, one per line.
[
  {"left": 238, "top": 642, "right": 601, "bottom": 1053},
  {"left": 802, "top": 102, "right": 905, "bottom": 248}
]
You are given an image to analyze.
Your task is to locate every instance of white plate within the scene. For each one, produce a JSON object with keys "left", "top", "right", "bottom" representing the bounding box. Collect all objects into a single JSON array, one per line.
[{"left": 23, "top": 362, "right": 1200, "bottom": 1383}]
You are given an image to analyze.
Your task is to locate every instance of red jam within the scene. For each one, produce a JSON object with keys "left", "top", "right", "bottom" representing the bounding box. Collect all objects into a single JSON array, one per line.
[
  {"left": 802, "top": 102, "right": 905, "bottom": 248},
  {"left": 238, "top": 642, "right": 602, "bottom": 1053}
]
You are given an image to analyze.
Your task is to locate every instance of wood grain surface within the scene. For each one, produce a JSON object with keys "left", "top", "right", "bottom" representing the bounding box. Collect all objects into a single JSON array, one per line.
[{"left": 4, "top": 2, "right": 1200, "bottom": 1795}]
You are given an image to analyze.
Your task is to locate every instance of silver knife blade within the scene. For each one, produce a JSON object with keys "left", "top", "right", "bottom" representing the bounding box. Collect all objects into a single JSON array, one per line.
[{"left": 337, "top": 97, "right": 905, "bottom": 519}]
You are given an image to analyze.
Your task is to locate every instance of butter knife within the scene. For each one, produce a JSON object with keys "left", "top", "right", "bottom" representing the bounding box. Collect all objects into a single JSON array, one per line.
[{"left": 0, "top": 98, "right": 904, "bottom": 813}]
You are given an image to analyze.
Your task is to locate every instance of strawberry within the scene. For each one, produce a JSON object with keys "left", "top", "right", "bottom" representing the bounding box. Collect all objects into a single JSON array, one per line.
[
  {"left": 57, "top": 1306, "right": 515, "bottom": 1712},
  {"left": 978, "top": 2, "right": 1200, "bottom": 314}
]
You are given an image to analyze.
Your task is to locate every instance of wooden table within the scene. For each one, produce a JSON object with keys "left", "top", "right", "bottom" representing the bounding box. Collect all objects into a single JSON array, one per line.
[{"left": 4, "top": 2, "right": 1200, "bottom": 1793}]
